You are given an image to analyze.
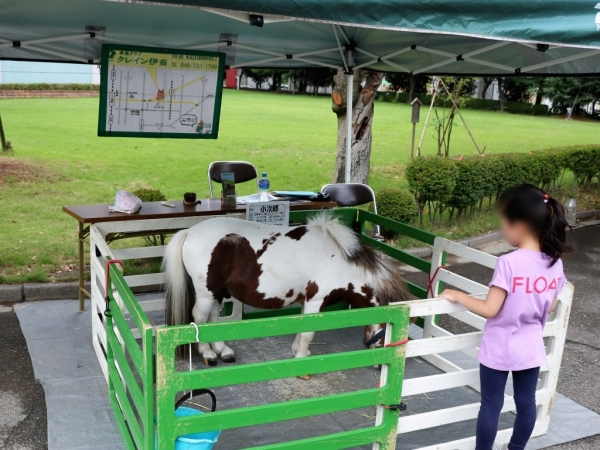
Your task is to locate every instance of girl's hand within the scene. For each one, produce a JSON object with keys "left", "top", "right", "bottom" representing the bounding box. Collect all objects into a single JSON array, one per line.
[{"left": 440, "top": 289, "right": 460, "bottom": 303}]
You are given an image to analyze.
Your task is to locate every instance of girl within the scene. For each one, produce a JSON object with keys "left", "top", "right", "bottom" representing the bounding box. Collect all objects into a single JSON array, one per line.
[{"left": 440, "top": 183, "right": 572, "bottom": 450}]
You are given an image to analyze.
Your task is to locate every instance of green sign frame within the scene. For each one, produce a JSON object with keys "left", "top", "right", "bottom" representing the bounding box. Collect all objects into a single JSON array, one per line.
[{"left": 98, "top": 44, "right": 225, "bottom": 139}]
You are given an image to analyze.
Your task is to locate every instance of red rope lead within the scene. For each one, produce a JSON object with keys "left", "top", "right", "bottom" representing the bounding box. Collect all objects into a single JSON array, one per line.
[
  {"left": 385, "top": 339, "right": 410, "bottom": 347},
  {"left": 426, "top": 265, "right": 447, "bottom": 298}
]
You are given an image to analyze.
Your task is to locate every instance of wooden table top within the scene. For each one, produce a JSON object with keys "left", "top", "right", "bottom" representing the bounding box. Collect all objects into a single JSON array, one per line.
[{"left": 63, "top": 199, "right": 337, "bottom": 224}]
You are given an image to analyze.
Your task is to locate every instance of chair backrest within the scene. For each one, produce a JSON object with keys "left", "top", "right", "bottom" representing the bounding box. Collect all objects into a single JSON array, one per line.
[
  {"left": 207, "top": 161, "right": 258, "bottom": 198},
  {"left": 321, "top": 183, "right": 377, "bottom": 210},
  {"left": 322, "top": 183, "right": 380, "bottom": 237}
]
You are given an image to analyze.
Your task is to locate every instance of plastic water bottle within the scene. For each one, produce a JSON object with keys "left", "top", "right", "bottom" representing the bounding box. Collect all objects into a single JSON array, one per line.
[
  {"left": 565, "top": 196, "right": 577, "bottom": 227},
  {"left": 258, "top": 172, "right": 270, "bottom": 201}
]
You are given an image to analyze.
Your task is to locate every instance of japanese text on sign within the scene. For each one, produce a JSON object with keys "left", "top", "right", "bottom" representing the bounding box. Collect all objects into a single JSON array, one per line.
[{"left": 246, "top": 202, "right": 290, "bottom": 226}]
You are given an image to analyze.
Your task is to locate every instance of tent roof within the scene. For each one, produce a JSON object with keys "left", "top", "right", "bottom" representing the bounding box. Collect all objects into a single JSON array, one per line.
[{"left": 2, "top": 0, "right": 600, "bottom": 75}]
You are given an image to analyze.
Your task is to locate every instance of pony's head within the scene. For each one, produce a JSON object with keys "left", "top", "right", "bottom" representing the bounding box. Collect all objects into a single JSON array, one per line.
[
  {"left": 307, "top": 213, "right": 411, "bottom": 349},
  {"left": 363, "top": 323, "right": 386, "bottom": 349}
]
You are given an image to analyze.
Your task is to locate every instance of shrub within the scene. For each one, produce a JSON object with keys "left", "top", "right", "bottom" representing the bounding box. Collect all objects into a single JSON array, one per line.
[
  {"left": 130, "top": 187, "right": 166, "bottom": 202},
  {"left": 476, "top": 155, "right": 506, "bottom": 209},
  {"left": 129, "top": 185, "right": 167, "bottom": 246},
  {"left": 403, "top": 145, "right": 600, "bottom": 230},
  {"left": 467, "top": 98, "right": 501, "bottom": 111},
  {"left": 447, "top": 156, "right": 488, "bottom": 218},
  {"left": 406, "top": 156, "right": 458, "bottom": 227},
  {"left": 376, "top": 92, "right": 398, "bottom": 103},
  {"left": 564, "top": 145, "right": 600, "bottom": 188},
  {"left": 386, "top": 92, "right": 549, "bottom": 116},
  {"left": 0, "top": 83, "right": 99, "bottom": 91},
  {"left": 374, "top": 189, "right": 417, "bottom": 239}
]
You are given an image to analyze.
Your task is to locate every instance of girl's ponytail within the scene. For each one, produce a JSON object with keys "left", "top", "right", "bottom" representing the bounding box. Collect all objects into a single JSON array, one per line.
[
  {"left": 541, "top": 196, "right": 573, "bottom": 266},
  {"left": 498, "top": 184, "right": 573, "bottom": 266}
]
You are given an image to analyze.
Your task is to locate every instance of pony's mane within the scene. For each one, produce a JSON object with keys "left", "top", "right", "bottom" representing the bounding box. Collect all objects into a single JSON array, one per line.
[{"left": 306, "top": 212, "right": 411, "bottom": 304}]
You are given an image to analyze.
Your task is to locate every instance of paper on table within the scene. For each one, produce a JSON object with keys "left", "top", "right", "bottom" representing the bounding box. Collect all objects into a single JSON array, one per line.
[
  {"left": 237, "top": 193, "right": 278, "bottom": 204},
  {"left": 273, "top": 191, "right": 318, "bottom": 197}
]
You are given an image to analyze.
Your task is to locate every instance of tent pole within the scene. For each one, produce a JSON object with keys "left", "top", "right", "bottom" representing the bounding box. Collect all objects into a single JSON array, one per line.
[{"left": 345, "top": 72, "right": 353, "bottom": 183}]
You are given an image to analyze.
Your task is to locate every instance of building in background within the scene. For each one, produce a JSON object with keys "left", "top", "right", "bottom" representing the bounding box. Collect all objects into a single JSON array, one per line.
[{"left": 0, "top": 61, "right": 100, "bottom": 84}]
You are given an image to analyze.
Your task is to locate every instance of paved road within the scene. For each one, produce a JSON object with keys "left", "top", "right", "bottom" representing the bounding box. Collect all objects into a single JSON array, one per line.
[
  {"left": 0, "top": 306, "right": 47, "bottom": 450},
  {"left": 545, "top": 224, "right": 600, "bottom": 449},
  {"left": 0, "top": 223, "right": 598, "bottom": 449}
]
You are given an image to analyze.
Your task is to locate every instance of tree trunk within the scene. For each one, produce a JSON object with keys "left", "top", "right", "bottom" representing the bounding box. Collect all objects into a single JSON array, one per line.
[
  {"left": 535, "top": 91, "right": 543, "bottom": 105},
  {"left": 408, "top": 75, "right": 416, "bottom": 102},
  {"left": 566, "top": 89, "right": 580, "bottom": 120},
  {"left": 0, "top": 114, "right": 8, "bottom": 152},
  {"left": 331, "top": 69, "right": 384, "bottom": 184},
  {"left": 498, "top": 78, "right": 506, "bottom": 113}
]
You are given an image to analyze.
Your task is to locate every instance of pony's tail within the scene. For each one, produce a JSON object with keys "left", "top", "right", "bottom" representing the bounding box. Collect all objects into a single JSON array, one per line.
[{"left": 163, "top": 229, "right": 194, "bottom": 327}]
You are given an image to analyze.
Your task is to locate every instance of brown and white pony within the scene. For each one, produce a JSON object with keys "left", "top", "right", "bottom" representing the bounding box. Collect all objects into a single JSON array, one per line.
[{"left": 163, "top": 213, "right": 410, "bottom": 365}]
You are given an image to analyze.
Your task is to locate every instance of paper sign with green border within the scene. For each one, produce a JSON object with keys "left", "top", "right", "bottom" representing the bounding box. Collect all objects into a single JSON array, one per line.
[{"left": 98, "top": 44, "right": 225, "bottom": 139}]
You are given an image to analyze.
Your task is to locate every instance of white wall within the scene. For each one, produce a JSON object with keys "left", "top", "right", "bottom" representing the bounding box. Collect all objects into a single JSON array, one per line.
[{"left": 0, "top": 61, "right": 97, "bottom": 84}]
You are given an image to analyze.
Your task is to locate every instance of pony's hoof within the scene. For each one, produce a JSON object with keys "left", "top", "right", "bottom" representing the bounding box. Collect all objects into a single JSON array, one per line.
[
  {"left": 298, "top": 375, "right": 311, "bottom": 380},
  {"left": 221, "top": 354, "right": 236, "bottom": 363},
  {"left": 203, "top": 357, "right": 218, "bottom": 367}
]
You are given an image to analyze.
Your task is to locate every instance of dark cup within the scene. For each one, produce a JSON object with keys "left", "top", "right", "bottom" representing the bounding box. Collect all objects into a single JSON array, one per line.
[{"left": 184, "top": 192, "right": 197, "bottom": 205}]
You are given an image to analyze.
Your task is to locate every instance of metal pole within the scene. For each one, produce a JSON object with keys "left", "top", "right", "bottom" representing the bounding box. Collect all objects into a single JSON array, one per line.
[
  {"left": 78, "top": 222, "right": 85, "bottom": 311},
  {"left": 410, "top": 123, "right": 417, "bottom": 159},
  {"left": 345, "top": 72, "right": 353, "bottom": 183},
  {"left": 417, "top": 78, "right": 440, "bottom": 156}
]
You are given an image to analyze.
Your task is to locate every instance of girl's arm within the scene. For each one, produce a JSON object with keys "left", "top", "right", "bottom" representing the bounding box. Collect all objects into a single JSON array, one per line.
[
  {"left": 549, "top": 297, "right": 559, "bottom": 314},
  {"left": 440, "top": 286, "right": 507, "bottom": 319}
]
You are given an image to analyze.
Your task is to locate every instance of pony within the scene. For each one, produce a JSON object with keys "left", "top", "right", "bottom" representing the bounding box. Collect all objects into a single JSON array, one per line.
[{"left": 163, "top": 213, "right": 410, "bottom": 365}]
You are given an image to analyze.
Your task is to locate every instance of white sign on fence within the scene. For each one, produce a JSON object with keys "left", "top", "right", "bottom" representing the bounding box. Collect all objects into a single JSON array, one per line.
[{"left": 246, "top": 201, "right": 290, "bottom": 226}]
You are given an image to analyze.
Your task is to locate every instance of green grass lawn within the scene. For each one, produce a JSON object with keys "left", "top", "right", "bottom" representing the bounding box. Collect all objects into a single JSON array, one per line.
[{"left": 0, "top": 89, "right": 599, "bottom": 283}]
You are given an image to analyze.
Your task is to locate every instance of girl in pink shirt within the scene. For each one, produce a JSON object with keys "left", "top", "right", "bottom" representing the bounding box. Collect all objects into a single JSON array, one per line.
[{"left": 441, "top": 184, "right": 571, "bottom": 450}]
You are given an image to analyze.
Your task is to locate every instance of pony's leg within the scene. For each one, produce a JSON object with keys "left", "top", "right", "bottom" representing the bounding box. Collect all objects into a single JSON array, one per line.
[
  {"left": 294, "top": 301, "right": 321, "bottom": 358},
  {"left": 191, "top": 295, "right": 219, "bottom": 366},
  {"left": 208, "top": 301, "right": 236, "bottom": 363},
  {"left": 292, "top": 333, "right": 302, "bottom": 356}
]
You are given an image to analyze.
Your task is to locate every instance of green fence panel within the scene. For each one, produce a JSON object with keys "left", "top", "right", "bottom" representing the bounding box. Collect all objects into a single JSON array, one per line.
[
  {"left": 104, "top": 208, "right": 443, "bottom": 450},
  {"left": 106, "top": 263, "right": 155, "bottom": 450},
  {"left": 156, "top": 305, "right": 410, "bottom": 450}
]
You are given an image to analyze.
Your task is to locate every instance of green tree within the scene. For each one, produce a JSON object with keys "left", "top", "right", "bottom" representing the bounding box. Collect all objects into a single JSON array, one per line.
[
  {"left": 544, "top": 77, "right": 600, "bottom": 119},
  {"left": 383, "top": 73, "right": 431, "bottom": 100},
  {"left": 242, "top": 69, "right": 270, "bottom": 90},
  {"left": 432, "top": 77, "right": 474, "bottom": 157}
]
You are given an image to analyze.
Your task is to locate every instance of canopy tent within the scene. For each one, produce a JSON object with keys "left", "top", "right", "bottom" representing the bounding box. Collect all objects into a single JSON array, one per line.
[
  {"left": 1, "top": 0, "right": 600, "bottom": 75},
  {"left": 2, "top": 0, "right": 600, "bottom": 180}
]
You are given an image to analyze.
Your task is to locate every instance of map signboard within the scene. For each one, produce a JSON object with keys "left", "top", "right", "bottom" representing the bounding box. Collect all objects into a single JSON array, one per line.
[{"left": 98, "top": 44, "right": 225, "bottom": 139}]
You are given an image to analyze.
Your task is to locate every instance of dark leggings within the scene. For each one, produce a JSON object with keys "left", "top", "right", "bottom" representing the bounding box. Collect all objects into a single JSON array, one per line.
[{"left": 476, "top": 364, "right": 540, "bottom": 450}]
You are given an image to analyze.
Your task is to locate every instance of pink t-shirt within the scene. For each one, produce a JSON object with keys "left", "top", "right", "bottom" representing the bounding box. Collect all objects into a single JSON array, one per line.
[{"left": 478, "top": 249, "right": 566, "bottom": 371}]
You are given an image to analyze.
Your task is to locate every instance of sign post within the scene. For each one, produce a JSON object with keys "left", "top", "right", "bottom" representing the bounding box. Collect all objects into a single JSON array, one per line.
[{"left": 410, "top": 98, "right": 423, "bottom": 159}]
